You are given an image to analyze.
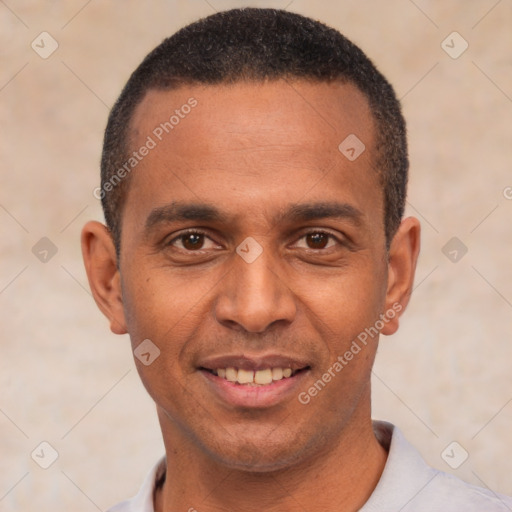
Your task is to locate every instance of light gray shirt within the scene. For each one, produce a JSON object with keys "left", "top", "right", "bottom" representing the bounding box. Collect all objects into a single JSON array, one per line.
[{"left": 107, "top": 421, "right": 512, "bottom": 511}]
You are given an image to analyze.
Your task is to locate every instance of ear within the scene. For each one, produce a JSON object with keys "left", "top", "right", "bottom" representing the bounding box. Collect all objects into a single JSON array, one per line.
[
  {"left": 81, "top": 221, "right": 128, "bottom": 335},
  {"left": 380, "top": 216, "right": 421, "bottom": 336}
]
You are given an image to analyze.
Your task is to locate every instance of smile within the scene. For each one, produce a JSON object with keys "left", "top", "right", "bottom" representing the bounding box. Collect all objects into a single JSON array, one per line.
[
  {"left": 205, "top": 367, "right": 299, "bottom": 385},
  {"left": 198, "top": 355, "right": 311, "bottom": 408}
]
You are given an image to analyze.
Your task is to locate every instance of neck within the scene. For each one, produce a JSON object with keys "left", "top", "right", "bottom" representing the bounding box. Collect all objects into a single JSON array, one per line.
[{"left": 155, "top": 409, "right": 387, "bottom": 512}]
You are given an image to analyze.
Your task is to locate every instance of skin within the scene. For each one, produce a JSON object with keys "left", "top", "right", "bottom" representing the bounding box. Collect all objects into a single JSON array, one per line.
[{"left": 82, "top": 80, "right": 420, "bottom": 511}]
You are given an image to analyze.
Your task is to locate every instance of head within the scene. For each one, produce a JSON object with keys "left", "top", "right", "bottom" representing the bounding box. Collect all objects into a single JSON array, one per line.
[
  {"left": 82, "top": 8, "right": 420, "bottom": 472},
  {"left": 99, "top": 8, "right": 408, "bottom": 257}
]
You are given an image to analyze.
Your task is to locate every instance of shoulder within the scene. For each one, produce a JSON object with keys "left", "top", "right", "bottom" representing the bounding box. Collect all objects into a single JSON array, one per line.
[
  {"left": 362, "top": 421, "right": 512, "bottom": 512},
  {"left": 423, "top": 469, "right": 512, "bottom": 511}
]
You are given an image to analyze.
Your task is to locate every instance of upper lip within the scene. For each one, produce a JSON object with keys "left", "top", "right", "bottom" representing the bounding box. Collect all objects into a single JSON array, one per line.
[{"left": 198, "top": 353, "right": 311, "bottom": 372}]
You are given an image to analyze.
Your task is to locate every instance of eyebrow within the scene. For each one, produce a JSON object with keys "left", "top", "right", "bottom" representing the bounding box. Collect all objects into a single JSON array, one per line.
[
  {"left": 144, "top": 200, "right": 363, "bottom": 232},
  {"left": 281, "top": 202, "right": 363, "bottom": 225},
  {"left": 145, "top": 202, "right": 224, "bottom": 231}
]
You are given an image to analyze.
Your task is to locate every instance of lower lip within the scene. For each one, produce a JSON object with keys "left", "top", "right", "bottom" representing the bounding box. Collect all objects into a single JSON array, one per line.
[{"left": 200, "top": 369, "right": 310, "bottom": 408}]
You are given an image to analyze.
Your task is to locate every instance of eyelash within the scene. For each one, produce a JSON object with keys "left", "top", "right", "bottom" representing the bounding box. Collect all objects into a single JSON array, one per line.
[
  {"left": 167, "top": 229, "right": 341, "bottom": 252},
  {"left": 168, "top": 230, "right": 215, "bottom": 251}
]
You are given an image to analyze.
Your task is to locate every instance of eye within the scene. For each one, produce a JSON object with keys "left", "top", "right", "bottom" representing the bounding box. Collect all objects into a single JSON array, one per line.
[
  {"left": 294, "top": 231, "right": 339, "bottom": 250},
  {"left": 168, "top": 230, "right": 219, "bottom": 251}
]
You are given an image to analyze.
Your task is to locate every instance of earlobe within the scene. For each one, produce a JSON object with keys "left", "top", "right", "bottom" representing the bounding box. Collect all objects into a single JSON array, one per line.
[
  {"left": 380, "top": 216, "right": 421, "bottom": 336},
  {"left": 81, "top": 221, "right": 128, "bottom": 335}
]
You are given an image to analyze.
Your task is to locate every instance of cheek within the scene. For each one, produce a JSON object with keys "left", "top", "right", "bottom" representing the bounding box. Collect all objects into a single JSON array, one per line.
[
  {"left": 120, "top": 265, "right": 223, "bottom": 404},
  {"left": 293, "top": 259, "right": 387, "bottom": 346},
  {"left": 121, "top": 265, "right": 213, "bottom": 341},
  {"left": 120, "top": 271, "right": 199, "bottom": 407}
]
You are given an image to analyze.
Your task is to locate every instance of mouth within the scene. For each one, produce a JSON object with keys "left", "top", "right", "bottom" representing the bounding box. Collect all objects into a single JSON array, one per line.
[
  {"left": 201, "top": 366, "right": 307, "bottom": 385},
  {"left": 197, "top": 354, "right": 311, "bottom": 408}
]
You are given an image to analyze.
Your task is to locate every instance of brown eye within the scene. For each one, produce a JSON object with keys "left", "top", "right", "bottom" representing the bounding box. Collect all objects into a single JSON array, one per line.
[
  {"left": 167, "top": 230, "right": 221, "bottom": 253},
  {"left": 305, "top": 232, "right": 330, "bottom": 249},
  {"left": 181, "top": 233, "right": 205, "bottom": 250}
]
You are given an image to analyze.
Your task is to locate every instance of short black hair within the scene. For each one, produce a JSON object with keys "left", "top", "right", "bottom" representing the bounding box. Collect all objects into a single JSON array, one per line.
[{"left": 100, "top": 7, "right": 408, "bottom": 256}]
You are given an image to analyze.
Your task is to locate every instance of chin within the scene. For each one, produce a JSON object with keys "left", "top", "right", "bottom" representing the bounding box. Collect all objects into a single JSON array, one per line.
[
  {"left": 211, "top": 446, "right": 304, "bottom": 473},
  {"left": 200, "top": 426, "right": 321, "bottom": 474}
]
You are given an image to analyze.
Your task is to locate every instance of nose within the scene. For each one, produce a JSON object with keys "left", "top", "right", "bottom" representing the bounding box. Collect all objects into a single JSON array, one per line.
[{"left": 214, "top": 248, "right": 297, "bottom": 333}]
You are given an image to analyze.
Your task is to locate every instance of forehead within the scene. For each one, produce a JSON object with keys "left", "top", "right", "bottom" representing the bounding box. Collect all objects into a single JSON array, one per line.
[
  {"left": 130, "top": 80, "right": 374, "bottom": 157},
  {"left": 124, "top": 80, "right": 381, "bottom": 233}
]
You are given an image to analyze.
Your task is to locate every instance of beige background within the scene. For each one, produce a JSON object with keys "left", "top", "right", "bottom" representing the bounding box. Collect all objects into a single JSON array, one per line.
[{"left": 1, "top": 0, "right": 511, "bottom": 510}]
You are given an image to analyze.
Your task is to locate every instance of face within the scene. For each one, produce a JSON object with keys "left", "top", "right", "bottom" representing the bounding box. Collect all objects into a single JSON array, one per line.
[{"left": 83, "top": 80, "right": 419, "bottom": 472}]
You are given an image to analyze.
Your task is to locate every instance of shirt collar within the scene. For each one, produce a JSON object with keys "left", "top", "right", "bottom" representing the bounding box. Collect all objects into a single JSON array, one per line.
[
  {"left": 361, "top": 420, "right": 437, "bottom": 511},
  {"left": 110, "top": 420, "right": 433, "bottom": 512}
]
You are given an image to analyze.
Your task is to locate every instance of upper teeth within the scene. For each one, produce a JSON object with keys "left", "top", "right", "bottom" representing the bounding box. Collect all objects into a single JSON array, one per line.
[{"left": 215, "top": 367, "right": 293, "bottom": 385}]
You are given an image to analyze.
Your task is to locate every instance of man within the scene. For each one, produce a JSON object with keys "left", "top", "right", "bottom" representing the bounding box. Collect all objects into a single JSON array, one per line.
[{"left": 81, "top": 8, "right": 512, "bottom": 512}]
